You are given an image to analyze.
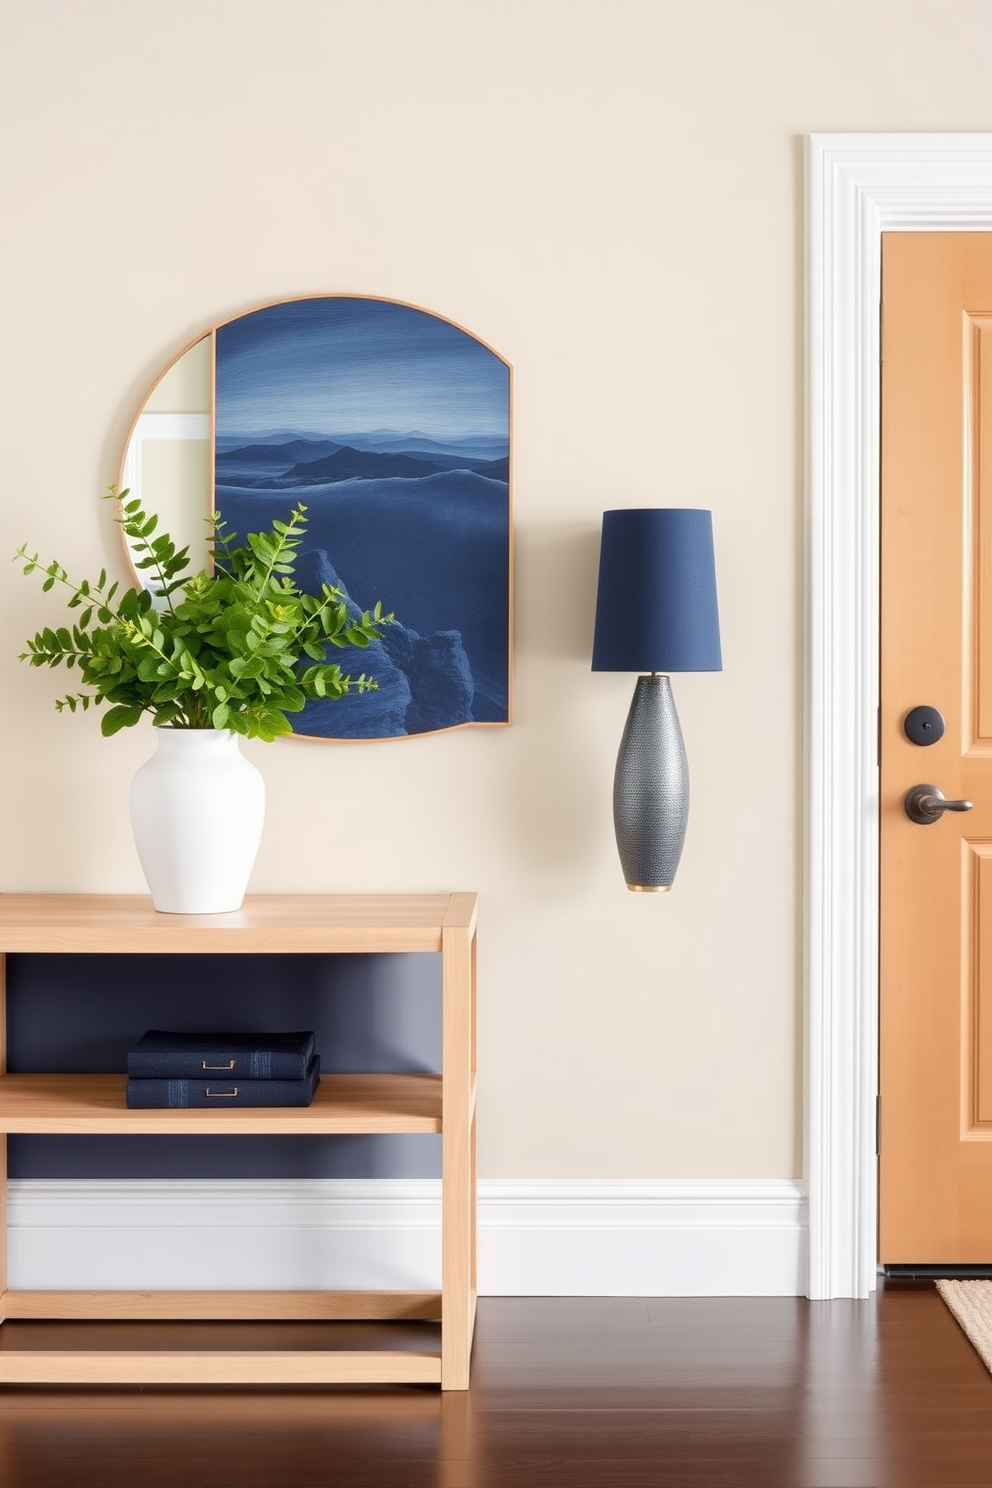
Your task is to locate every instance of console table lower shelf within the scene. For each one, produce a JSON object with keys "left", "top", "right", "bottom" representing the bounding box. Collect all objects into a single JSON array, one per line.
[
  {"left": 0, "top": 1299, "right": 448, "bottom": 1386},
  {"left": 0, "top": 1074, "right": 472, "bottom": 1388},
  {"left": 0, "top": 892, "right": 479, "bottom": 1389},
  {"left": 0, "top": 1285, "right": 447, "bottom": 1385}
]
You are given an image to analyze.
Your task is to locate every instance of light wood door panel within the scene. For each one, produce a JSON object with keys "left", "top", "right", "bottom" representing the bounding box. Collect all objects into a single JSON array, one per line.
[{"left": 880, "top": 233, "right": 992, "bottom": 1262}]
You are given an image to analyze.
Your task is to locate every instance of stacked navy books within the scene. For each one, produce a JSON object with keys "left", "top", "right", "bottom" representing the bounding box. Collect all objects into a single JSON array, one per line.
[{"left": 125, "top": 1029, "right": 320, "bottom": 1108}]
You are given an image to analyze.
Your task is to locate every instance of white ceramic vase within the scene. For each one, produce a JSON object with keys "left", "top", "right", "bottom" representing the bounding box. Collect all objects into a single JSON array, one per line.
[{"left": 129, "top": 728, "right": 265, "bottom": 914}]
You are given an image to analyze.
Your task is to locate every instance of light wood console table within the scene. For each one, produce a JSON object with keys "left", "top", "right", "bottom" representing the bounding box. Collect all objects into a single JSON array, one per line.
[{"left": 0, "top": 893, "right": 478, "bottom": 1389}]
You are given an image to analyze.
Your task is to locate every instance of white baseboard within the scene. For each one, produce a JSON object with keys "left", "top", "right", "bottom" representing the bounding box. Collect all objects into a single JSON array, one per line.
[
  {"left": 7, "top": 1178, "right": 808, "bottom": 1297},
  {"left": 479, "top": 1179, "right": 808, "bottom": 1296}
]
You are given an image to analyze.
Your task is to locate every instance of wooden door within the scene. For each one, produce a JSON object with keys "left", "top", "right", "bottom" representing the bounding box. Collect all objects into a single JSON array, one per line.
[{"left": 880, "top": 233, "right": 992, "bottom": 1263}]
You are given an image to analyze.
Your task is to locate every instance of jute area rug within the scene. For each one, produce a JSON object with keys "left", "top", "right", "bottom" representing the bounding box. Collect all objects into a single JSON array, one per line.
[{"left": 936, "top": 1280, "right": 992, "bottom": 1373}]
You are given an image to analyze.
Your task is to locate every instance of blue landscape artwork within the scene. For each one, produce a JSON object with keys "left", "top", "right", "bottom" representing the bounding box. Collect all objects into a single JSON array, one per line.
[{"left": 214, "top": 296, "right": 511, "bottom": 740}]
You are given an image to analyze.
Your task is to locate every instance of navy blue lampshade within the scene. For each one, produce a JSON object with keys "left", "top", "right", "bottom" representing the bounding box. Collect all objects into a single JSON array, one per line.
[{"left": 591, "top": 508, "right": 722, "bottom": 674}]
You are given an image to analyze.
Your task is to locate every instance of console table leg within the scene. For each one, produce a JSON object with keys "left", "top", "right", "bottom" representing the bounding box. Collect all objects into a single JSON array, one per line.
[
  {"left": 441, "top": 909, "right": 477, "bottom": 1390},
  {"left": 0, "top": 1137, "right": 6, "bottom": 1322},
  {"left": 0, "top": 953, "right": 6, "bottom": 1320}
]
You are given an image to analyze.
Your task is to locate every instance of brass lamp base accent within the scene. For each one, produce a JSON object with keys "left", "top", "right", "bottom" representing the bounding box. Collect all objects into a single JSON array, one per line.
[{"left": 626, "top": 884, "right": 672, "bottom": 894}]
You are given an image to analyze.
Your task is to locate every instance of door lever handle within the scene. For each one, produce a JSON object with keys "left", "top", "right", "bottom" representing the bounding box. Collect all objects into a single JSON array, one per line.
[{"left": 904, "top": 783, "right": 975, "bottom": 825}]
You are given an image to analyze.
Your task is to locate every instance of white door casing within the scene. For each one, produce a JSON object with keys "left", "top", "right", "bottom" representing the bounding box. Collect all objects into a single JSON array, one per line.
[{"left": 806, "top": 133, "right": 992, "bottom": 1299}]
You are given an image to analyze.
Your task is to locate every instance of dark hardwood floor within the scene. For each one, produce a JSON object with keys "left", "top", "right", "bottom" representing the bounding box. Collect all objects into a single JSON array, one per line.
[{"left": 0, "top": 1281, "right": 989, "bottom": 1487}]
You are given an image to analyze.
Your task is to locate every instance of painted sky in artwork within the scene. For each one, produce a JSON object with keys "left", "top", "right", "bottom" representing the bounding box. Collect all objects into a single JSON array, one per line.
[{"left": 215, "top": 297, "right": 508, "bottom": 440}]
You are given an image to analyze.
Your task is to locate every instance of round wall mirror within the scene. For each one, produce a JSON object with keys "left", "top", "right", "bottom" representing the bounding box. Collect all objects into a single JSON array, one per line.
[{"left": 120, "top": 297, "right": 512, "bottom": 741}]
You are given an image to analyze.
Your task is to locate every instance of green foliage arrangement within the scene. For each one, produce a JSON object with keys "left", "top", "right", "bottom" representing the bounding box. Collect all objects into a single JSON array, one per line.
[{"left": 15, "top": 488, "right": 393, "bottom": 741}]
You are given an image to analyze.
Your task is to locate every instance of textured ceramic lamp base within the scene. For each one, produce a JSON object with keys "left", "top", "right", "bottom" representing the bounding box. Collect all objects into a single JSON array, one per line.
[{"left": 612, "top": 674, "right": 689, "bottom": 891}]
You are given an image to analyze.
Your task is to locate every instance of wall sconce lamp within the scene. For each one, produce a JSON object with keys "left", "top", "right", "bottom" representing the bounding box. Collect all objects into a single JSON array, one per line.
[{"left": 591, "top": 508, "right": 722, "bottom": 892}]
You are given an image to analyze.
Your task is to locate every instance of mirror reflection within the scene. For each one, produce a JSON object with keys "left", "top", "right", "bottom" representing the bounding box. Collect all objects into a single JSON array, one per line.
[{"left": 120, "top": 336, "right": 213, "bottom": 579}]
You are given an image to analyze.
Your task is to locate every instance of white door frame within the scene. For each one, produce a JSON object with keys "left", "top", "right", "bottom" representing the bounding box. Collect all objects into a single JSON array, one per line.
[{"left": 806, "top": 133, "right": 992, "bottom": 1298}]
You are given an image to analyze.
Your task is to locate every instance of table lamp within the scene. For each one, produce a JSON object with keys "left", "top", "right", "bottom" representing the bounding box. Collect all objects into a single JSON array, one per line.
[{"left": 592, "top": 508, "right": 722, "bottom": 891}]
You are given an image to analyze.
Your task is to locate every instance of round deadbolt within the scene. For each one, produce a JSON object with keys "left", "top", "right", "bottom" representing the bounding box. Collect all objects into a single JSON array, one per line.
[{"left": 903, "top": 705, "right": 945, "bottom": 746}]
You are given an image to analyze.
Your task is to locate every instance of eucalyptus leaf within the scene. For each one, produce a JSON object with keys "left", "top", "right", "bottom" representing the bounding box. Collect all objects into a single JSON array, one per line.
[
  {"left": 14, "top": 487, "right": 395, "bottom": 739},
  {"left": 101, "top": 703, "right": 144, "bottom": 736}
]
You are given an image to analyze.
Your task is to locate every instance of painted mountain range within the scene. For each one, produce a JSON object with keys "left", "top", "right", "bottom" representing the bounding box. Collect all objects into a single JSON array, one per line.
[
  {"left": 214, "top": 437, "right": 509, "bottom": 738},
  {"left": 216, "top": 437, "right": 509, "bottom": 487}
]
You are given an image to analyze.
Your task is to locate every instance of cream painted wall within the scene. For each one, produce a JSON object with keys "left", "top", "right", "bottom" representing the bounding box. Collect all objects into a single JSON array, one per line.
[{"left": 3, "top": 0, "right": 991, "bottom": 1181}]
